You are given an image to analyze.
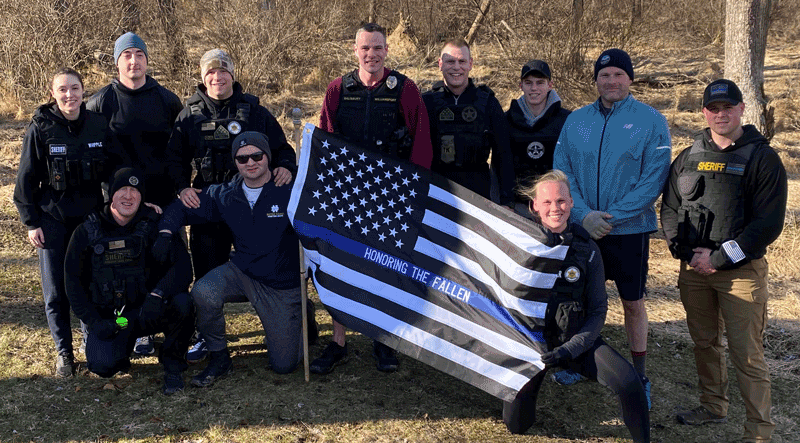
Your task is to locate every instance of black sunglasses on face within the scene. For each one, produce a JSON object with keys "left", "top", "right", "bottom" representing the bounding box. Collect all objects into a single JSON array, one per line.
[{"left": 235, "top": 152, "right": 265, "bottom": 164}]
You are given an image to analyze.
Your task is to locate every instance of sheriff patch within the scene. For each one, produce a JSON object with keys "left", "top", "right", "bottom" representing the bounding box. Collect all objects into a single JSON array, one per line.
[
  {"left": 564, "top": 266, "right": 580, "bottom": 283},
  {"left": 49, "top": 144, "right": 67, "bottom": 155},
  {"left": 227, "top": 121, "right": 242, "bottom": 135}
]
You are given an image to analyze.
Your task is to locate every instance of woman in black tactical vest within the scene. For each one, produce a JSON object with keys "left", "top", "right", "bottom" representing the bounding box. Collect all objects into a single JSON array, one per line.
[
  {"left": 502, "top": 170, "right": 650, "bottom": 442},
  {"left": 14, "top": 68, "right": 118, "bottom": 377}
]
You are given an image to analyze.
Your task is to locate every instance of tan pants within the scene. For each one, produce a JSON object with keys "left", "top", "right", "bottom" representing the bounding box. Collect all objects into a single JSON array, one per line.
[{"left": 679, "top": 258, "right": 775, "bottom": 442}]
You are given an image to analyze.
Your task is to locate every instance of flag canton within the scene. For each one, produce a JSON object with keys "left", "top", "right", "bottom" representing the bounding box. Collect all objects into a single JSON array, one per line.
[{"left": 301, "top": 137, "right": 427, "bottom": 257}]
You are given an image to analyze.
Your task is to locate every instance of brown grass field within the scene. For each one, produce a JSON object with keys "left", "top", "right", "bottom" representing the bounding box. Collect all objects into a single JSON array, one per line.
[{"left": 0, "top": 25, "right": 798, "bottom": 443}]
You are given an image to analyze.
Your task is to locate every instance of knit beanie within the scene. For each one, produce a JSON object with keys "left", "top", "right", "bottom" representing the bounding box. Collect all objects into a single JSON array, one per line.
[
  {"left": 232, "top": 131, "right": 271, "bottom": 163},
  {"left": 200, "top": 49, "right": 235, "bottom": 81},
  {"left": 594, "top": 48, "right": 634, "bottom": 81},
  {"left": 109, "top": 167, "right": 145, "bottom": 198},
  {"left": 114, "top": 32, "right": 148, "bottom": 64}
]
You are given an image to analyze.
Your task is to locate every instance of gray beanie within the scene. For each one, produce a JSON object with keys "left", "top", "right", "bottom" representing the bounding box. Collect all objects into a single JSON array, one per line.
[
  {"left": 114, "top": 32, "right": 148, "bottom": 64},
  {"left": 232, "top": 131, "right": 271, "bottom": 163}
]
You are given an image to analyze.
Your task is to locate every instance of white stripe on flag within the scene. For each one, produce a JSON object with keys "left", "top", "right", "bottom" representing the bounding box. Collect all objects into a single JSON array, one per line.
[
  {"left": 309, "top": 251, "right": 545, "bottom": 365},
  {"left": 413, "top": 237, "right": 549, "bottom": 318},
  {"left": 427, "top": 185, "right": 569, "bottom": 260},
  {"left": 312, "top": 272, "right": 535, "bottom": 392},
  {"left": 422, "top": 210, "right": 560, "bottom": 288}
]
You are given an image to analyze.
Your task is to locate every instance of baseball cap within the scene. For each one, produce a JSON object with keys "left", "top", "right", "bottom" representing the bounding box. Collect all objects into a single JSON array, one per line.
[
  {"left": 702, "top": 79, "right": 743, "bottom": 107},
  {"left": 521, "top": 60, "right": 551, "bottom": 80}
]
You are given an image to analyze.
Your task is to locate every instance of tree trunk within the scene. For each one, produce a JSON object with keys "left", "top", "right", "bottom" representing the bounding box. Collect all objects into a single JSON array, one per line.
[
  {"left": 465, "top": 0, "right": 492, "bottom": 46},
  {"left": 158, "top": 0, "right": 188, "bottom": 79},
  {"left": 724, "top": 0, "right": 773, "bottom": 139},
  {"left": 368, "top": 0, "right": 375, "bottom": 23}
]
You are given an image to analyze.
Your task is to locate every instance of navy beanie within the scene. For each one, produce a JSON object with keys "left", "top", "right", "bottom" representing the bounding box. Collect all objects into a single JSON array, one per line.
[
  {"left": 594, "top": 48, "right": 634, "bottom": 81},
  {"left": 114, "top": 32, "right": 148, "bottom": 64}
]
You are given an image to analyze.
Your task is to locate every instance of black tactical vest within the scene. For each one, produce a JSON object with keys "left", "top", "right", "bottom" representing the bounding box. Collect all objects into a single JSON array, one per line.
[
  {"left": 188, "top": 95, "right": 257, "bottom": 184},
  {"left": 507, "top": 111, "right": 559, "bottom": 182},
  {"left": 335, "top": 70, "right": 411, "bottom": 159},
  {"left": 544, "top": 226, "right": 592, "bottom": 350},
  {"left": 86, "top": 213, "right": 155, "bottom": 312},
  {"left": 675, "top": 138, "right": 758, "bottom": 252},
  {"left": 36, "top": 112, "right": 109, "bottom": 192},
  {"left": 427, "top": 85, "right": 491, "bottom": 170}
]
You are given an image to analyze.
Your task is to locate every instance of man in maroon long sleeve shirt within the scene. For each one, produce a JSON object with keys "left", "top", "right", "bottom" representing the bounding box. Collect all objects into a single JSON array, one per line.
[{"left": 313, "top": 22, "right": 432, "bottom": 374}]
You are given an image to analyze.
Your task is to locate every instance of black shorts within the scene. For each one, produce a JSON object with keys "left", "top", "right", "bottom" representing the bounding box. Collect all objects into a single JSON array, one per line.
[{"left": 596, "top": 232, "right": 650, "bottom": 301}]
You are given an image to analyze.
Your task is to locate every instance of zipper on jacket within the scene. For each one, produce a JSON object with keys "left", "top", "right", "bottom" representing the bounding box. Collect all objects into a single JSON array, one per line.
[
  {"left": 596, "top": 107, "right": 612, "bottom": 210},
  {"left": 364, "top": 89, "right": 372, "bottom": 143}
]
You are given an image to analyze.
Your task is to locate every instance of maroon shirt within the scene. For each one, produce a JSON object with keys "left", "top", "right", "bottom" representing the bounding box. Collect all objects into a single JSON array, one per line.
[{"left": 319, "top": 68, "right": 432, "bottom": 169}]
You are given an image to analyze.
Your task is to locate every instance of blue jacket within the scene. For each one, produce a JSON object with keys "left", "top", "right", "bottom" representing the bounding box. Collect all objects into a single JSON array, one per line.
[
  {"left": 160, "top": 175, "right": 300, "bottom": 289},
  {"left": 553, "top": 94, "right": 671, "bottom": 235}
]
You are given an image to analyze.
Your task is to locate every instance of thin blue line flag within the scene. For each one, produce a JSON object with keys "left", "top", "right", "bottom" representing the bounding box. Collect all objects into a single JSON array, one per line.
[{"left": 288, "top": 124, "right": 569, "bottom": 402}]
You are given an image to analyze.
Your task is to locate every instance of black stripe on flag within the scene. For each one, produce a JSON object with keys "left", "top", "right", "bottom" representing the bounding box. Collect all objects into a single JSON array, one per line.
[{"left": 287, "top": 124, "right": 574, "bottom": 403}]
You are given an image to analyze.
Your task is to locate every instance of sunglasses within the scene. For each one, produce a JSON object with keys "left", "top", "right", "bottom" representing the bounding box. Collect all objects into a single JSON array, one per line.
[{"left": 234, "top": 152, "right": 266, "bottom": 164}]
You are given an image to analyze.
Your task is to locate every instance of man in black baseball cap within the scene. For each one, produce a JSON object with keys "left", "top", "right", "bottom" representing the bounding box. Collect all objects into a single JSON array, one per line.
[
  {"left": 506, "top": 59, "right": 571, "bottom": 217},
  {"left": 662, "top": 79, "right": 786, "bottom": 443}
]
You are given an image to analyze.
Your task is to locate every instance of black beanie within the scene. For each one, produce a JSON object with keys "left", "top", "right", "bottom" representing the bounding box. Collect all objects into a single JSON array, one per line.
[
  {"left": 594, "top": 48, "right": 634, "bottom": 81},
  {"left": 109, "top": 167, "right": 145, "bottom": 198}
]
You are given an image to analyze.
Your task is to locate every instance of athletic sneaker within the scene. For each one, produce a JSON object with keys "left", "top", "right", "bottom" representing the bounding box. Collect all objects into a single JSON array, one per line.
[
  {"left": 133, "top": 336, "right": 155, "bottom": 356},
  {"left": 310, "top": 342, "right": 348, "bottom": 374},
  {"left": 676, "top": 406, "right": 727, "bottom": 425},
  {"left": 186, "top": 338, "right": 208, "bottom": 363},
  {"left": 372, "top": 341, "right": 399, "bottom": 372},
  {"left": 55, "top": 353, "right": 75, "bottom": 378},
  {"left": 191, "top": 349, "right": 232, "bottom": 388},
  {"left": 641, "top": 375, "right": 652, "bottom": 410},
  {"left": 162, "top": 371, "right": 184, "bottom": 395},
  {"left": 551, "top": 369, "right": 585, "bottom": 385}
]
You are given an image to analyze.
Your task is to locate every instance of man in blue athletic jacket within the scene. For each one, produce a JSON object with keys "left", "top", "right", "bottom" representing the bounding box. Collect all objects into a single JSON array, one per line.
[{"left": 553, "top": 48, "right": 671, "bottom": 407}]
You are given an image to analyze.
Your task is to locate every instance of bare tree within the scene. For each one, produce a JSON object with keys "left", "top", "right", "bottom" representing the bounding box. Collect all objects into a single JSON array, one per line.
[
  {"left": 724, "top": 0, "right": 773, "bottom": 139},
  {"left": 157, "top": 0, "right": 188, "bottom": 79},
  {"left": 465, "top": 0, "right": 492, "bottom": 45},
  {"left": 119, "top": 0, "right": 139, "bottom": 32}
]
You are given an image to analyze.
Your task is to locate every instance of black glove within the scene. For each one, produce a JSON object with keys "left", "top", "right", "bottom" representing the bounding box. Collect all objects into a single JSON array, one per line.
[
  {"left": 152, "top": 232, "right": 173, "bottom": 263},
  {"left": 138, "top": 294, "right": 165, "bottom": 331},
  {"left": 540, "top": 347, "right": 570, "bottom": 367},
  {"left": 92, "top": 319, "right": 117, "bottom": 340}
]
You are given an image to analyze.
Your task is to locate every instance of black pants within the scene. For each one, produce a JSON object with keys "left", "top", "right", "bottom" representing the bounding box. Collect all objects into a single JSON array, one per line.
[
  {"left": 86, "top": 292, "right": 194, "bottom": 377},
  {"left": 190, "top": 221, "right": 233, "bottom": 281},
  {"left": 503, "top": 337, "right": 650, "bottom": 443}
]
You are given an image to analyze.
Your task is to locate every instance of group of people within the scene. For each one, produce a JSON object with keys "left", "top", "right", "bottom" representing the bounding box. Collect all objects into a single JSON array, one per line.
[{"left": 13, "top": 23, "right": 787, "bottom": 443}]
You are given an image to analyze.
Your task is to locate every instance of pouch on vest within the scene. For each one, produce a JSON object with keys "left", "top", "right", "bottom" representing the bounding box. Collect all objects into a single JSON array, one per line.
[
  {"left": 440, "top": 135, "right": 456, "bottom": 164},
  {"left": 545, "top": 296, "right": 584, "bottom": 350},
  {"left": 50, "top": 157, "right": 67, "bottom": 191},
  {"left": 679, "top": 174, "right": 704, "bottom": 201},
  {"left": 678, "top": 203, "right": 714, "bottom": 247}
]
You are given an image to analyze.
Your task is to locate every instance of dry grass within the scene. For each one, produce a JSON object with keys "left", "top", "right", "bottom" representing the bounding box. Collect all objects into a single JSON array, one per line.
[{"left": 1, "top": 3, "right": 800, "bottom": 442}]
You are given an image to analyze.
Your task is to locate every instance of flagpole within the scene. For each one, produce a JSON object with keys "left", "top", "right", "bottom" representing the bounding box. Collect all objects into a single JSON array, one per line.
[{"left": 292, "top": 107, "right": 310, "bottom": 382}]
